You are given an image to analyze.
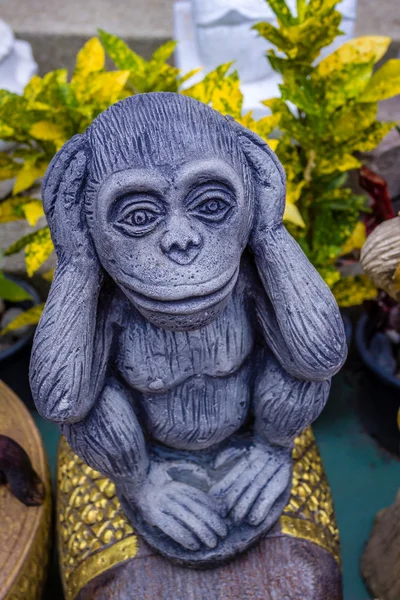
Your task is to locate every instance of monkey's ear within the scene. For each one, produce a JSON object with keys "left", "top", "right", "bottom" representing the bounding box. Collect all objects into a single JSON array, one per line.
[
  {"left": 226, "top": 116, "right": 286, "bottom": 231},
  {"left": 42, "top": 134, "right": 88, "bottom": 257}
]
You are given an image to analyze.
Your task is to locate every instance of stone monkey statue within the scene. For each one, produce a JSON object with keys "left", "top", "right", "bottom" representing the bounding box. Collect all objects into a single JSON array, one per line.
[{"left": 30, "top": 93, "right": 347, "bottom": 565}]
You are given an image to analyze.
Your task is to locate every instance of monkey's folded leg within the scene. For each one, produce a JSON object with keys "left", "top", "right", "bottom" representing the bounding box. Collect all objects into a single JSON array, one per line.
[{"left": 62, "top": 378, "right": 149, "bottom": 490}]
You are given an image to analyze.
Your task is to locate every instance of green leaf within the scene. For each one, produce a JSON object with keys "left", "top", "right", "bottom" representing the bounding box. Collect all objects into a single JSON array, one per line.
[
  {"left": 317, "top": 153, "right": 361, "bottom": 175},
  {"left": 317, "top": 266, "right": 342, "bottom": 289},
  {"left": 296, "top": 0, "right": 308, "bottom": 22},
  {"left": 287, "top": 12, "right": 342, "bottom": 62},
  {"left": 21, "top": 200, "right": 45, "bottom": 226},
  {"left": 280, "top": 75, "right": 320, "bottom": 115},
  {"left": 253, "top": 22, "right": 295, "bottom": 52},
  {"left": 305, "top": 0, "right": 341, "bottom": 18},
  {"left": 24, "top": 228, "right": 54, "bottom": 277},
  {"left": 315, "top": 60, "right": 374, "bottom": 112},
  {"left": 330, "top": 102, "right": 377, "bottom": 142},
  {"left": 267, "top": 0, "right": 297, "bottom": 26},
  {"left": 0, "top": 154, "right": 22, "bottom": 181},
  {"left": 332, "top": 275, "right": 378, "bottom": 307},
  {"left": 350, "top": 121, "right": 395, "bottom": 153},
  {"left": 0, "top": 123, "right": 14, "bottom": 138},
  {"left": 4, "top": 226, "right": 49, "bottom": 256},
  {"left": 73, "top": 37, "right": 105, "bottom": 81},
  {"left": 151, "top": 40, "right": 177, "bottom": 65},
  {"left": 284, "top": 201, "right": 306, "bottom": 227},
  {"left": 0, "top": 274, "right": 32, "bottom": 301},
  {"left": 317, "top": 36, "right": 391, "bottom": 77},
  {"left": 13, "top": 159, "right": 48, "bottom": 194},
  {"left": 1, "top": 303, "right": 44, "bottom": 335},
  {"left": 98, "top": 29, "right": 146, "bottom": 72},
  {"left": 183, "top": 63, "right": 233, "bottom": 104},
  {"left": 359, "top": 59, "right": 400, "bottom": 102},
  {"left": 0, "top": 196, "right": 41, "bottom": 223}
]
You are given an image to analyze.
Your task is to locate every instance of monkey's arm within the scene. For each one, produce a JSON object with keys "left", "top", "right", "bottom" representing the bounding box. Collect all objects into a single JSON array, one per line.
[
  {"left": 210, "top": 349, "right": 330, "bottom": 526},
  {"left": 30, "top": 261, "right": 105, "bottom": 424},
  {"left": 252, "top": 224, "right": 347, "bottom": 381}
]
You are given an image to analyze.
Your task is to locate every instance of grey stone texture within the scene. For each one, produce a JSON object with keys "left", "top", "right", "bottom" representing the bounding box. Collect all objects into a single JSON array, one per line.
[
  {"left": 2, "top": 0, "right": 399, "bottom": 42},
  {"left": 30, "top": 93, "right": 347, "bottom": 565}
]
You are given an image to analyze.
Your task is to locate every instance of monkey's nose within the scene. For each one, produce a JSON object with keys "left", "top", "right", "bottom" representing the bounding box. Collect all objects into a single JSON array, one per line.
[{"left": 160, "top": 229, "right": 203, "bottom": 265}]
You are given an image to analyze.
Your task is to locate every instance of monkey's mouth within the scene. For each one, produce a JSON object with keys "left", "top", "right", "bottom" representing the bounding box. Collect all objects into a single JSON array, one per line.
[{"left": 122, "top": 267, "right": 239, "bottom": 316}]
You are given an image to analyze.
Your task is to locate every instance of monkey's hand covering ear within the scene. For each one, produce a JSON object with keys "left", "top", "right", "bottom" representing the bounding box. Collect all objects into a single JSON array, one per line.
[
  {"left": 227, "top": 118, "right": 347, "bottom": 381},
  {"left": 30, "top": 134, "right": 106, "bottom": 424}
]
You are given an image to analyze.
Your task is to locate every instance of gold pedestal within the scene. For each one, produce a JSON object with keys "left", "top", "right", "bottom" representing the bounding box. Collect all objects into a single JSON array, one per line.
[{"left": 57, "top": 427, "right": 340, "bottom": 600}]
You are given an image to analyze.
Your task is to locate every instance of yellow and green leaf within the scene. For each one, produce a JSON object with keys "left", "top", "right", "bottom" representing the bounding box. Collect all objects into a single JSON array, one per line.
[
  {"left": 1, "top": 303, "right": 45, "bottom": 335},
  {"left": 359, "top": 59, "right": 400, "bottom": 102},
  {"left": 284, "top": 200, "right": 306, "bottom": 227},
  {"left": 332, "top": 274, "right": 378, "bottom": 307},
  {"left": 13, "top": 160, "right": 48, "bottom": 195},
  {"left": 24, "top": 228, "right": 54, "bottom": 277},
  {"left": 21, "top": 200, "right": 45, "bottom": 226},
  {"left": 0, "top": 274, "right": 32, "bottom": 302},
  {"left": 316, "top": 36, "right": 391, "bottom": 77},
  {"left": 340, "top": 221, "right": 367, "bottom": 255},
  {"left": 73, "top": 37, "right": 105, "bottom": 81}
]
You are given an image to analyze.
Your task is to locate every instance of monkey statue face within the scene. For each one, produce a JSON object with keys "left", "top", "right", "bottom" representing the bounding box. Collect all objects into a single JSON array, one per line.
[
  {"left": 93, "top": 156, "right": 250, "bottom": 330},
  {"left": 80, "top": 96, "right": 254, "bottom": 331}
]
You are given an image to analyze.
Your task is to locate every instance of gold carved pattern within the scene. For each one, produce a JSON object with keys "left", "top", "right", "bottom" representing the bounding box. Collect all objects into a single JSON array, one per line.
[
  {"left": 281, "top": 427, "right": 340, "bottom": 565},
  {"left": 57, "top": 427, "right": 340, "bottom": 600},
  {"left": 57, "top": 437, "right": 138, "bottom": 600}
]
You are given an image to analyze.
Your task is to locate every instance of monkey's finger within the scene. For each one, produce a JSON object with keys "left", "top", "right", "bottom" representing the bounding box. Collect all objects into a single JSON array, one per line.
[
  {"left": 179, "top": 484, "right": 228, "bottom": 519},
  {"left": 157, "top": 510, "right": 200, "bottom": 551},
  {"left": 214, "top": 446, "right": 247, "bottom": 470},
  {"left": 170, "top": 490, "right": 228, "bottom": 539},
  {"left": 230, "top": 461, "right": 276, "bottom": 524},
  {"left": 166, "top": 499, "right": 219, "bottom": 549},
  {"left": 224, "top": 457, "right": 268, "bottom": 512},
  {"left": 209, "top": 456, "right": 251, "bottom": 498},
  {"left": 247, "top": 465, "right": 290, "bottom": 527}
]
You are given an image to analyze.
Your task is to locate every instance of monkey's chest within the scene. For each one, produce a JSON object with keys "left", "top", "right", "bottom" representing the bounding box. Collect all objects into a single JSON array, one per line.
[
  {"left": 117, "top": 293, "right": 255, "bottom": 394},
  {"left": 140, "top": 364, "right": 252, "bottom": 450}
]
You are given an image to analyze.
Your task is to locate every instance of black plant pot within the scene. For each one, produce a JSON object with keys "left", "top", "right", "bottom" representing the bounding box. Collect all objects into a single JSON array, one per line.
[
  {"left": 341, "top": 311, "right": 352, "bottom": 347},
  {"left": 355, "top": 313, "right": 400, "bottom": 456},
  {"left": 0, "top": 275, "right": 41, "bottom": 407}
]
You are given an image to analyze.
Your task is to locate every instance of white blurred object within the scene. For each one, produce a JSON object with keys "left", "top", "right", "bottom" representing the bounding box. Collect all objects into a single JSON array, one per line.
[
  {"left": 0, "top": 20, "right": 37, "bottom": 95},
  {"left": 174, "top": 0, "right": 357, "bottom": 119},
  {"left": 0, "top": 19, "right": 38, "bottom": 195}
]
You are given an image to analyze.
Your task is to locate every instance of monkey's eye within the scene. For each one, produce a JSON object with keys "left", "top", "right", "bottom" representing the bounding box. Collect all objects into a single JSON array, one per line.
[
  {"left": 189, "top": 196, "right": 233, "bottom": 223},
  {"left": 114, "top": 199, "right": 163, "bottom": 236}
]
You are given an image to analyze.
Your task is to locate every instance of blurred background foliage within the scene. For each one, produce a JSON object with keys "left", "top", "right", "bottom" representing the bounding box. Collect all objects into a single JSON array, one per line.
[{"left": 1, "top": 0, "right": 400, "bottom": 330}]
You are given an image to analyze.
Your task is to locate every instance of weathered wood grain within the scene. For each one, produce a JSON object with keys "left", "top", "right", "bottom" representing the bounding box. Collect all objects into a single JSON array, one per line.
[
  {"left": 77, "top": 535, "right": 342, "bottom": 600},
  {"left": 0, "top": 380, "right": 51, "bottom": 600}
]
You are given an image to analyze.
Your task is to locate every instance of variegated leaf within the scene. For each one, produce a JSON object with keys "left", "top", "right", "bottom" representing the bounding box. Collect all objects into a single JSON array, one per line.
[{"left": 1, "top": 303, "right": 44, "bottom": 335}]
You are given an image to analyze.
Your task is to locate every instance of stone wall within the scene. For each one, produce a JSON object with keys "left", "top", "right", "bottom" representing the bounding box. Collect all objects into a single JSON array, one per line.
[{"left": 2, "top": 0, "right": 399, "bottom": 43}]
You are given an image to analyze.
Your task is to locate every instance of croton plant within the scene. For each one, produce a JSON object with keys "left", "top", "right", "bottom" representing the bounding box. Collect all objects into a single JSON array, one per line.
[{"left": 1, "top": 0, "right": 400, "bottom": 333}]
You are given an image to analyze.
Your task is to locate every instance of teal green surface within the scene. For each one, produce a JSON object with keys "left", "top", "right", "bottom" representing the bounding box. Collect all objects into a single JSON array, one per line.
[
  {"left": 315, "top": 371, "right": 400, "bottom": 600},
  {"left": 32, "top": 369, "right": 400, "bottom": 600}
]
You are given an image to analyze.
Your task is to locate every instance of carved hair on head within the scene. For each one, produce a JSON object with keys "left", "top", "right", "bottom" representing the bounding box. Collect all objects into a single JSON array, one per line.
[{"left": 86, "top": 92, "right": 244, "bottom": 181}]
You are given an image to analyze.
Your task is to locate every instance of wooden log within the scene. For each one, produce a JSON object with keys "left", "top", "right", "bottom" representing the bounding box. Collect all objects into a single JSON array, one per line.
[
  {"left": 57, "top": 427, "right": 343, "bottom": 600},
  {"left": 361, "top": 490, "right": 400, "bottom": 600},
  {"left": 0, "top": 380, "right": 51, "bottom": 600}
]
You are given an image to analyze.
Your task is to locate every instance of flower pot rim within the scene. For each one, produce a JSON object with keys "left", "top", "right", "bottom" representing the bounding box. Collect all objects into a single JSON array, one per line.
[
  {"left": 355, "top": 312, "right": 400, "bottom": 390},
  {"left": 0, "top": 275, "right": 40, "bottom": 362}
]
